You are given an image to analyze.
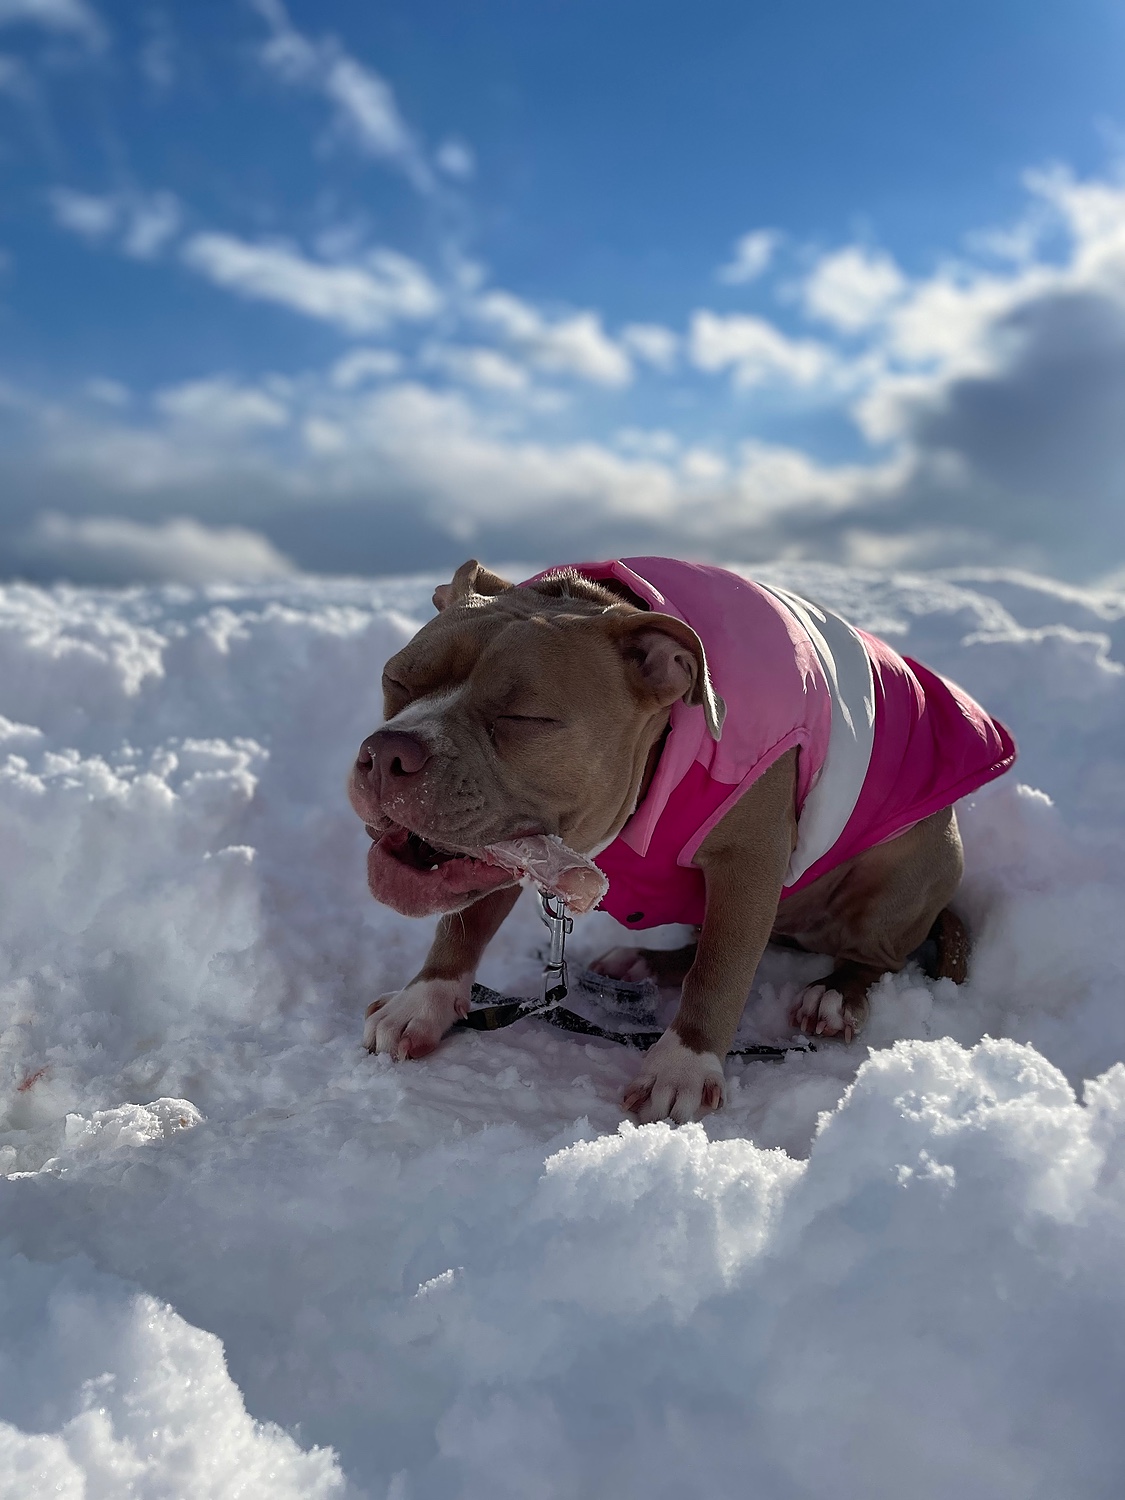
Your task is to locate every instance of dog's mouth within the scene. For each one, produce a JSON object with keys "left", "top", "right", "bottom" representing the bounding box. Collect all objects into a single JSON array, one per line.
[
  {"left": 366, "top": 824, "right": 461, "bottom": 870},
  {"left": 364, "top": 820, "right": 518, "bottom": 916},
  {"left": 362, "top": 820, "right": 610, "bottom": 917}
]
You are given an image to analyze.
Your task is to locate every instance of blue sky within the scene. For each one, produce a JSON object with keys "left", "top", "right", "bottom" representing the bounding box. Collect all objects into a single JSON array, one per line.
[{"left": 1, "top": 0, "right": 1124, "bottom": 583}]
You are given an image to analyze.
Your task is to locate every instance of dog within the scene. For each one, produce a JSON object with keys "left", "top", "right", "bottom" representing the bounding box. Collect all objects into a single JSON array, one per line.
[{"left": 349, "top": 556, "right": 1016, "bottom": 1124}]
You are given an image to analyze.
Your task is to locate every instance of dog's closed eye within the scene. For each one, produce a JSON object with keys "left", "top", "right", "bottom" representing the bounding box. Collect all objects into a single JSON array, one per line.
[{"left": 487, "top": 714, "right": 561, "bottom": 742}]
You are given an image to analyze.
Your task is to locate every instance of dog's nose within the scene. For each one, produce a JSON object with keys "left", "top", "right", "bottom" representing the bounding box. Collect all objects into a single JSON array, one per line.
[{"left": 357, "top": 729, "right": 431, "bottom": 789}]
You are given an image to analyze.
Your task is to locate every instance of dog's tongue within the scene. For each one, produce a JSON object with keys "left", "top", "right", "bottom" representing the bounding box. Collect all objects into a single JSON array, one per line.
[{"left": 480, "top": 834, "right": 608, "bottom": 914}]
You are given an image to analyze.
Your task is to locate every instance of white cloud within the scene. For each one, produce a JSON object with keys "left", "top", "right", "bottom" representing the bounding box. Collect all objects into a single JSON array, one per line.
[
  {"left": 316, "top": 380, "right": 675, "bottom": 526},
  {"left": 48, "top": 187, "right": 117, "bottom": 240},
  {"left": 314, "top": 383, "right": 902, "bottom": 540},
  {"left": 250, "top": 0, "right": 433, "bottom": 193},
  {"left": 680, "top": 446, "right": 728, "bottom": 482},
  {"left": 615, "top": 427, "right": 679, "bottom": 458},
  {"left": 848, "top": 171, "right": 1125, "bottom": 442},
  {"left": 48, "top": 187, "right": 182, "bottom": 259},
  {"left": 324, "top": 56, "right": 428, "bottom": 185},
  {"left": 330, "top": 347, "right": 403, "bottom": 388},
  {"left": 718, "top": 229, "right": 782, "bottom": 284},
  {"left": 621, "top": 322, "right": 678, "bottom": 371},
  {"left": 436, "top": 138, "right": 475, "bottom": 179},
  {"left": 121, "top": 191, "right": 181, "bottom": 258},
  {"left": 181, "top": 234, "right": 441, "bottom": 334},
  {"left": 802, "top": 246, "right": 907, "bottom": 332},
  {"left": 6, "top": 361, "right": 895, "bottom": 555},
  {"left": 13, "top": 161, "right": 1125, "bottom": 581},
  {"left": 880, "top": 269, "right": 1029, "bottom": 369},
  {"left": 423, "top": 344, "right": 530, "bottom": 392},
  {"left": 690, "top": 310, "right": 835, "bottom": 388},
  {"left": 475, "top": 292, "right": 632, "bottom": 387},
  {"left": 17, "top": 514, "right": 297, "bottom": 584},
  {"left": 0, "top": 0, "right": 103, "bottom": 46},
  {"left": 154, "top": 377, "right": 289, "bottom": 433}
]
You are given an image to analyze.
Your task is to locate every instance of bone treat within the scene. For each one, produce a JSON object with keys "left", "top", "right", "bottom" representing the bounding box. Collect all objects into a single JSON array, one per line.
[{"left": 481, "top": 834, "right": 609, "bottom": 913}]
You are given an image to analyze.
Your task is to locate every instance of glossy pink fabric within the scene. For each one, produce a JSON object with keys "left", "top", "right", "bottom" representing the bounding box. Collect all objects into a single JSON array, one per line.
[{"left": 524, "top": 558, "right": 1017, "bottom": 930}]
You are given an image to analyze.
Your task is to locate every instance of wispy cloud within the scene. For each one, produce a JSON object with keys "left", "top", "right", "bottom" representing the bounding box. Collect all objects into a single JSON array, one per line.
[
  {"left": 181, "top": 233, "right": 442, "bottom": 334},
  {"left": 154, "top": 377, "right": 290, "bottom": 434},
  {"left": 435, "top": 138, "right": 475, "bottom": 180},
  {"left": 423, "top": 344, "right": 530, "bottom": 392},
  {"left": 474, "top": 291, "right": 632, "bottom": 387},
  {"left": 717, "top": 229, "right": 782, "bottom": 284},
  {"left": 621, "top": 323, "right": 679, "bottom": 371},
  {"left": 47, "top": 186, "right": 116, "bottom": 239},
  {"left": 48, "top": 187, "right": 182, "bottom": 259},
  {"left": 689, "top": 310, "right": 835, "bottom": 388},
  {"left": 138, "top": 8, "right": 177, "bottom": 91},
  {"left": 330, "top": 348, "right": 403, "bottom": 388},
  {"left": 249, "top": 0, "right": 436, "bottom": 193},
  {"left": 0, "top": 0, "right": 104, "bottom": 47}
]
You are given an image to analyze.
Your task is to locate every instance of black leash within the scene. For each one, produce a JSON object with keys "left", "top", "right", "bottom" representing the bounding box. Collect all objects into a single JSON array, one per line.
[{"left": 452, "top": 893, "right": 814, "bottom": 1062}]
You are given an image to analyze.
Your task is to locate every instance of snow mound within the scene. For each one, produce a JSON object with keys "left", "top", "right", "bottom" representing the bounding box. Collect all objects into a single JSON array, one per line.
[
  {"left": 409, "top": 1041, "right": 1125, "bottom": 1500},
  {"left": 0, "top": 1255, "right": 342, "bottom": 1499},
  {"left": 0, "top": 566, "right": 1123, "bottom": 1496}
]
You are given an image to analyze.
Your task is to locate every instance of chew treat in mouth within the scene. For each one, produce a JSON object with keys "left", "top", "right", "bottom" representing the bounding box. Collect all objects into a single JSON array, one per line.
[
  {"left": 365, "top": 824, "right": 608, "bottom": 917},
  {"left": 479, "top": 834, "right": 609, "bottom": 913}
]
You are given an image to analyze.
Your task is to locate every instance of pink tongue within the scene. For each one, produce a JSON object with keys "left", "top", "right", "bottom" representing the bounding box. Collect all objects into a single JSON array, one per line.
[{"left": 480, "top": 834, "right": 609, "bottom": 914}]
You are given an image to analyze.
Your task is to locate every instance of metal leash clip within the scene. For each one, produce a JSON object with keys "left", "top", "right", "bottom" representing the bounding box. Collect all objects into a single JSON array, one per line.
[{"left": 539, "top": 891, "right": 573, "bottom": 1005}]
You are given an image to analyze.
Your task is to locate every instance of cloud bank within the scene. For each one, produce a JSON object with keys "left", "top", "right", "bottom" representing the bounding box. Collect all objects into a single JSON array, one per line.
[{"left": 4, "top": 1, "right": 1125, "bottom": 585}]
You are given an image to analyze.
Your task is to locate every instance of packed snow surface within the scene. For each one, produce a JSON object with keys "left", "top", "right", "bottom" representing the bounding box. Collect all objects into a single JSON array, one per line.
[{"left": 1, "top": 563, "right": 1124, "bottom": 1498}]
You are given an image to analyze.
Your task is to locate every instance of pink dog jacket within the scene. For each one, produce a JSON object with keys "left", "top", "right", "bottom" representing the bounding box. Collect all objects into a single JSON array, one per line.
[{"left": 527, "top": 557, "right": 1016, "bottom": 930}]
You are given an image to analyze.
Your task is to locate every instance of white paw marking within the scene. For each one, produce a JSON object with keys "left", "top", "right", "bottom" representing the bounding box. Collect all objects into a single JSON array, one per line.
[
  {"left": 363, "top": 977, "right": 469, "bottom": 1060},
  {"left": 622, "top": 1029, "right": 725, "bottom": 1125}
]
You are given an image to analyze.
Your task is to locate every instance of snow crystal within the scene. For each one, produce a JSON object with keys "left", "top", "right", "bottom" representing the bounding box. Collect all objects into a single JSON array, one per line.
[{"left": 0, "top": 566, "right": 1123, "bottom": 1497}]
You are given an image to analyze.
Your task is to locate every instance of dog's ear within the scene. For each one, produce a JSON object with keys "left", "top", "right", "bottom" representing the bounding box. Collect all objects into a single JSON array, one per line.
[
  {"left": 608, "top": 611, "right": 725, "bottom": 740},
  {"left": 433, "top": 559, "right": 514, "bottom": 612}
]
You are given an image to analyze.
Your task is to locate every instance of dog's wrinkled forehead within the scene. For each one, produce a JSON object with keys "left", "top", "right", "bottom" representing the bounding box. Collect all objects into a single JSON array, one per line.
[
  {"left": 384, "top": 594, "right": 533, "bottom": 702},
  {"left": 380, "top": 597, "right": 579, "bottom": 739}
]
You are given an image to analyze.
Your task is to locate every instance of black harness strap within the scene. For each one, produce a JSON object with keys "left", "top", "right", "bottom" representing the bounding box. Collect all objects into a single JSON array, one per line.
[
  {"left": 454, "top": 982, "right": 812, "bottom": 1061},
  {"left": 450, "top": 892, "right": 814, "bottom": 1061}
]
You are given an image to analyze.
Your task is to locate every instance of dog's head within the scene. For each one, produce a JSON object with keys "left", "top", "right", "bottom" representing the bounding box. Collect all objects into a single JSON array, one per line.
[{"left": 349, "top": 559, "right": 724, "bottom": 916}]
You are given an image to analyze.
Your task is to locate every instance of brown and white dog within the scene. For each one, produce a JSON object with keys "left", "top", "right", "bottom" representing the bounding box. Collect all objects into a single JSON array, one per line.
[{"left": 348, "top": 559, "right": 974, "bottom": 1125}]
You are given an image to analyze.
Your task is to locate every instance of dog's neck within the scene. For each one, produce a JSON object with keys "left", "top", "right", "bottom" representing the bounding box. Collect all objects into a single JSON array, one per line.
[{"left": 637, "top": 721, "right": 671, "bottom": 807}]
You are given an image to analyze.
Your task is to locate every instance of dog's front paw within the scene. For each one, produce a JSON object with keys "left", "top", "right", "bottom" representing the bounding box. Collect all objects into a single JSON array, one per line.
[
  {"left": 622, "top": 1029, "right": 725, "bottom": 1125},
  {"left": 363, "top": 977, "right": 470, "bottom": 1060},
  {"left": 790, "top": 980, "right": 868, "bottom": 1043}
]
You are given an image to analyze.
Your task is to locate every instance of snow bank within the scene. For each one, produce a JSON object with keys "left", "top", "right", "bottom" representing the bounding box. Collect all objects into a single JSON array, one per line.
[
  {"left": 0, "top": 1254, "right": 342, "bottom": 1499},
  {"left": 0, "top": 566, "right": 1123, "bottom": 1497}
]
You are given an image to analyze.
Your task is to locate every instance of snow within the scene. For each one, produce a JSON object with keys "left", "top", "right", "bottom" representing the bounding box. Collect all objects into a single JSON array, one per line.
[{"left": 1, "top": 564, "right": 1123, "bottom": 1498}]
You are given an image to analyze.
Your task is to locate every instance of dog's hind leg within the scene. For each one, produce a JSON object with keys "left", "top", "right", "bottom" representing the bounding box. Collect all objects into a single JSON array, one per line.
[
  {"left": 588, "top": 940, "right": 698, "bottom": 987},
  {"left": 776, "top": 805, "right": 966, "bottom": 1041}
]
